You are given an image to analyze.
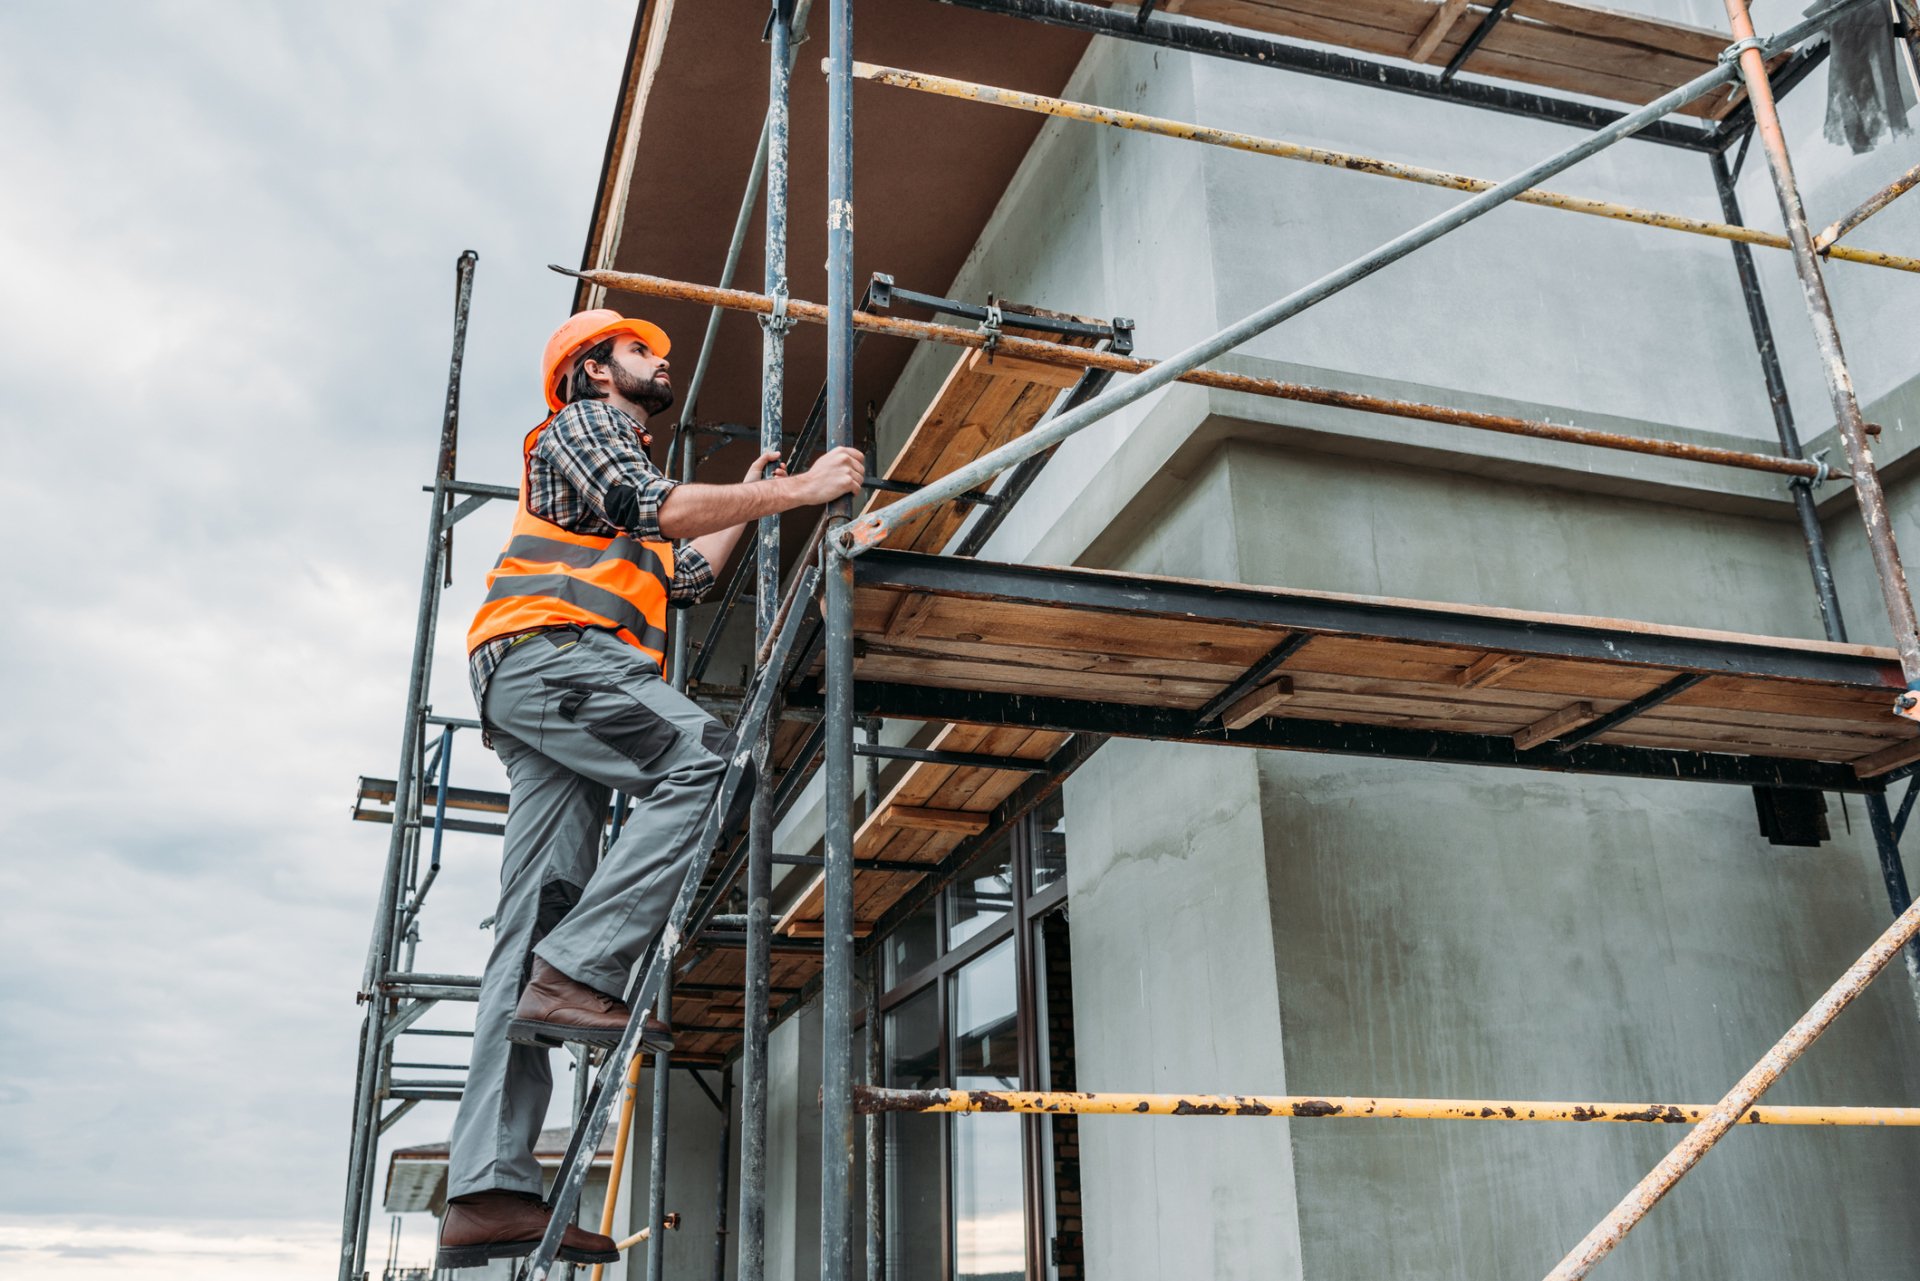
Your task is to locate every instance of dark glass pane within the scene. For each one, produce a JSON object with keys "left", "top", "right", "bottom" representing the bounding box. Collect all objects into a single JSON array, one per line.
[
  {"left": 1030, "top": 790, "right": 1067, "bottom": 895},
  {"left": 951, "top": 939, "right": 1023, "bottom": 1281},
  {"left": 887, "top": 896, "right": 939, "bottom": 986},
  {"left": 947, "top": 830, "right": 1015, "bottom": 949},
  {"left": 886, "top": 987, "right": 942, "bottom": 1281}
]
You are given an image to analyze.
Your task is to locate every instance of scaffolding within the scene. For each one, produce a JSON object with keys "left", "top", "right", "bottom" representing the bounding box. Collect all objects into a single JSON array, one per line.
[{"left": 338, "top": 1, "right": 1920, "bottom": 1278}]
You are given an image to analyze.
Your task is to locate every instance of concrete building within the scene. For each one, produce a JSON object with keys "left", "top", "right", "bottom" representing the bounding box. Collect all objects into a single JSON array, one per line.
[{"left": 357, "top": 2, "right": 1920, "bottom": 1278}]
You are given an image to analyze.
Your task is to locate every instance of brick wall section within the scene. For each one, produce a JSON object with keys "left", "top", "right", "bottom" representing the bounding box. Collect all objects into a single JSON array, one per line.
[{"left": 1043, "top": 911, "right": 1083, "bottom": 1280}]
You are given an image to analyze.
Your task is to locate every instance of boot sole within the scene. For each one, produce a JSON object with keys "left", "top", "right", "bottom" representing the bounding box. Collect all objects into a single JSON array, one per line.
[
  {"left": 507, "top": 1018, "right": 675, "bottom": 1054},
  {"left": 507, "top": 1017, "right": 621, "bottom": 1050},
  {"left": 434, "top": 1238, "right": 620, "bottom": 1269}
]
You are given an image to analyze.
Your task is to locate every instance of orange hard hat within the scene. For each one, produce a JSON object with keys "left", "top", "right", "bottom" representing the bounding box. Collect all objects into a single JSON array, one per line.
[{"left": 542, "top": 309, "right": 672, "bottom": 410}]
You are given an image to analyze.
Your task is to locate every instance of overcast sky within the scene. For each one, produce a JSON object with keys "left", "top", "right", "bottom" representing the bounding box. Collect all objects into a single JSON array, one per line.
[{"left": 0, "top": 4, "right": 641, "bottom": 1275}]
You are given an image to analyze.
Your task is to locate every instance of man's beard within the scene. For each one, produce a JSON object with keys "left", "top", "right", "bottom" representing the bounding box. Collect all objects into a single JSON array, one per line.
[{"left": 613, "top": 359, "right": 675, "bottom": 416}]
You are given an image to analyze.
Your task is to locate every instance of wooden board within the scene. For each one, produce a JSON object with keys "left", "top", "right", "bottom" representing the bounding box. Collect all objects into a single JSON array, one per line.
[
  {"left": 1167, "top": 0, "right": 1789, "bottom": 120},
  {"left": 773, "top": 723, "right": 1069, "bottom": 937},
  {"left": 846, "top": 561, "right": 1917, "bottom": 777},
  {"left": 861, "top": 309, "right": 1104, "bottom": 554}
]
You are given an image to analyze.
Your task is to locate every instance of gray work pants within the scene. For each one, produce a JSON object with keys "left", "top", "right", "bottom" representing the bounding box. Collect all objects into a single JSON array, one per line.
[{"left": 447, "top": 626, "right": 727, "bottom": 1199}]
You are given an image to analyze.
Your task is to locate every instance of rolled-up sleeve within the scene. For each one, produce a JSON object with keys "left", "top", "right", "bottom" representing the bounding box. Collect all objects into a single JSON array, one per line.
[
  {"left": 539, "top": 401, "right": 678, "bottom": 539},
  {"left": 668, "top": 546, "right": 716, "bottom": 608}
]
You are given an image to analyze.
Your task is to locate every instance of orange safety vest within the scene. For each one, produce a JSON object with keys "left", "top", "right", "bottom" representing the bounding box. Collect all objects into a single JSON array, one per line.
[{"left": 467, "top": 416, "right": 674, "bottom": 669}]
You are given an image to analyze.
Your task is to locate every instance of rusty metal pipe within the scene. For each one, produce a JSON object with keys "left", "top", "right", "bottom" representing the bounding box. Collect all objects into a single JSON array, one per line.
[
  {"left": 1815, "top": 160, "right": 1920, "bottom": 252},
  {"left": 849, "top": 60, "right": 1920, "bottom": 275},
  {"left": 1722, "top": 0, "right": 1920, "bottom": 694},
  {"left": 613, "top": 1212, "right": 680, "bottom": 1252},
  {"left": 1544, "top": 891, "right": 1920, "bottom": 1279},
  {"left": 553, "top": 267, "right": 1841, "bottom": 483},
  {"left": 853, "top": 1084, "right": 1920, "bottom": 1126}
]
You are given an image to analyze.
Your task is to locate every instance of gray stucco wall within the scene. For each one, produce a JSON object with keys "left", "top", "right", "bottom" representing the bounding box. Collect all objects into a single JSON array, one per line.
[{"left": 768, "top": 13, "right": 1920, "bottom": 1281}]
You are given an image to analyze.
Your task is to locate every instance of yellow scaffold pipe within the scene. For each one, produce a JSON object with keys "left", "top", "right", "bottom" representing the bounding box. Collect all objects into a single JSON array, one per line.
[
  {"left": 851, "top": 1085, "right": 1920, "bottom": 1126},
  {"left": 845, "top": 60, "right": 1920, "bottom": 277}
]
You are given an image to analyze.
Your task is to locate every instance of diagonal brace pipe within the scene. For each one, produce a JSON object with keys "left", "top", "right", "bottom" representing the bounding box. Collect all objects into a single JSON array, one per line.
[{"left": 835, "top": 0, "right": 1876, "bottom": 556}]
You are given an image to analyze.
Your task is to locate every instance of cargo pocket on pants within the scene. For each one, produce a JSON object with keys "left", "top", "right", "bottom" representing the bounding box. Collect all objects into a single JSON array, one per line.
[{"left": 548, "top": 679, "right": 681, "bottom": 770}]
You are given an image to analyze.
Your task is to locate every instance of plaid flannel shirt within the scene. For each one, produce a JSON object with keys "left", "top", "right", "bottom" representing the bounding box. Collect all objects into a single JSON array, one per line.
[{"left": 469, "top": 400, "right": 715, "bottom": 716}]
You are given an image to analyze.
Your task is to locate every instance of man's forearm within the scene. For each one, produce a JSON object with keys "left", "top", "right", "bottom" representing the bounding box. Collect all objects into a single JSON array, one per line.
[
  {"left": 657, "top": 477, "right": 800, "bottom": 540},
  {"left": 689, "top": 525, "right": 747, "bottom": 578}
]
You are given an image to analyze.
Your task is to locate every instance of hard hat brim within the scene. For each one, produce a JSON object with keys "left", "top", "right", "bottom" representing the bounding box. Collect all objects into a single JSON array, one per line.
[{"left": 546, "top": 317, "right": 673, "bottom": 410}]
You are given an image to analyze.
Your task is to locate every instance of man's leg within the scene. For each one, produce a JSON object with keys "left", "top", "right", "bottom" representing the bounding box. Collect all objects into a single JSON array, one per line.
[
  {"left": 445, "top": 725, "right": 609, "bottom": 1200},
  {"left": 485, "top": 627, "right": 729, "bottom": 1004}
]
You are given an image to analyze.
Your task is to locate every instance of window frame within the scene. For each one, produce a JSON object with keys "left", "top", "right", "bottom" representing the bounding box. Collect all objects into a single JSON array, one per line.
[{"left": 877, "top": 794, "right": 1070, "bottom": 1281}]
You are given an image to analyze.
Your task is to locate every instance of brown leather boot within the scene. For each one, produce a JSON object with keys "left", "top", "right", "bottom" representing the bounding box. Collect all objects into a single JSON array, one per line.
[
  {"left": 508, "top": 958, "right": 628, "bottom": 1049},
  {"left": 507, "top": 958, "right": 675, "bottom": 1053},
  {"left": 433, "top": 1189, "right": 619, "bottom": 1269}
]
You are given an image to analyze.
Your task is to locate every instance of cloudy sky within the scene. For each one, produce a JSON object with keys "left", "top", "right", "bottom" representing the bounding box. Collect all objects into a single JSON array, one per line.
[{"left": 0, "top": 3, "right": 640, "bottom": 1275}]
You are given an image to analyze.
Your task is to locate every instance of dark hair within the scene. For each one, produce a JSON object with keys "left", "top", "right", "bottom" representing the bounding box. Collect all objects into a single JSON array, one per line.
[{"left": 563, "top": 337, "right": 617, "bottom": 404}]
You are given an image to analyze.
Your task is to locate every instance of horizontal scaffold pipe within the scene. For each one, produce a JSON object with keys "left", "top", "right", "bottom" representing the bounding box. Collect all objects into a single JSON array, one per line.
[
  {"left": 846, "top": 61, "right": 1920, "bottom": 277},
  {"left": 556, "top": 266, "right": 1843, "bottom": 484},
  {"left": 851, "top": 1085, "right": 1920, "bottom": 1126}
]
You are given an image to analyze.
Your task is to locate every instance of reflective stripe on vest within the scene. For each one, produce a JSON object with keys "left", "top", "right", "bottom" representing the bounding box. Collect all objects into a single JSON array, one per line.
[{"left": 466, "top": 414, "right": 675, "bottom": 669}]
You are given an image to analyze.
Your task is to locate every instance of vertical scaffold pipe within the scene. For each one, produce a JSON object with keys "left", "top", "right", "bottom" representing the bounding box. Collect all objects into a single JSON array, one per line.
[
  {"left": 646, "top": 976, "right": 673, "bottom": 1281},
  {"left": 740, "top": 4, "right": 792, "bottom": 1281},
  {"left": 1710, "top": 149, "right": 1920, "bottom": 1019},
  {"left": 712, "top": 1071, "right": 735, "bottom": 1281},
  {"left": 1722, "top": 0, "right": 1920, "bottom": 690},
  {"left": 339, "top": 248, "right": 475, "bottom": 1281},
  {"left": 864, "top": 955, "right": 884, "bottom": 1281},
  {"left": 820, "top": 2, "right": 859, "bottom": 1281},
  {"left": 1709, "top": 151, "right": 1846, "bottom": 639}
]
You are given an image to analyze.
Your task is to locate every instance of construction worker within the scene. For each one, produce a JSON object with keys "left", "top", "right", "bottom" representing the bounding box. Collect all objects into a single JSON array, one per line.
[{"left": 436, "top": 309, "right": 864, "bottom": 1269}]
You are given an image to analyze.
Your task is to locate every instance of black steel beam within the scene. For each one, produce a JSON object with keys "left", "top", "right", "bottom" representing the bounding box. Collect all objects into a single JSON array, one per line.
[
  {"left": 1192, "top": 631, "right": 1314, "bottom": 728},
  {"left": 851, "top": 550, "right": 1905, "bottom": 690},
  {"left": 1440, "top": 0, "right": 1514, "bottom": 83},
  {"left": 1549, "top": 673, "right": 1706, "bottom": 752},
  {"left": 852, "top": 741, "right": 1047, "bottom": 772},
  {"left": 794, "top": 682, "right": 1878, "bottom": 793},
  {"left": 919, "top": 0, "right": 1722, "bottom": 151}
]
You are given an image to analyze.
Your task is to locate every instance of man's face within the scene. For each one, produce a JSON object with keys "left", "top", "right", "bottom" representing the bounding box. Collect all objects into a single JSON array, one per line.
[{"left": 600, "top": 339, "right": 673, "bottom": 416}]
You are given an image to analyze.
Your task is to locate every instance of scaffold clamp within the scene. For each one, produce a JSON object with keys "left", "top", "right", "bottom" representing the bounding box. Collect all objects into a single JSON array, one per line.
[
  {"left": 1719, "top": 34, "right": 1765, "bottom": 64},
  {"left": 979, "top": 295, "right": 1004, "bottom": 360},
  {"left": 760, "top": 290, "right": 794, "bottom": 335}
]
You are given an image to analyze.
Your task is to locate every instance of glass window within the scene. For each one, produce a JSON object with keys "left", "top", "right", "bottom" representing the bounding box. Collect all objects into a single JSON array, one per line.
[
  {"left": 951, "top": 939, "right": 1023, "bottom": 1281},
  {"left": 1030, "top": 791, "right": 1067, "bottom": 895},
  {"left": 886, "top": 987, "right": 942, "bottom": 1281},
  {"left": 947, "top": 831, "right": 1015, "bottom": 949},
  {"left": 887, "top": 897, "right": 939, "bottom": 986}
]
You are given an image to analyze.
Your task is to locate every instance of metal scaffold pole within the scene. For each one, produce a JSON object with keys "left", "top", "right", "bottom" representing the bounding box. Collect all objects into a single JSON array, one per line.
[
  {"left": 820, "top": 1, "right": 859, "bottom": 1280},
  {"left": 647, "top": 976, "right": 673, "bottom": 1281},
  {"left": 1712, "top": 147, "right": 1920, "bottom": 1014},
  {"left": 1721, "top": 0, "right": 1920, "bottom": 688},
  {"left": 741, "top": 2, "right": 795, "bottom": 1279},
  {"left": 1542, "top": 5, "right": 1920, "bottom": 1272},
  {"left": 338, "top": 248, "right": 476, "bottom": 1281}
]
